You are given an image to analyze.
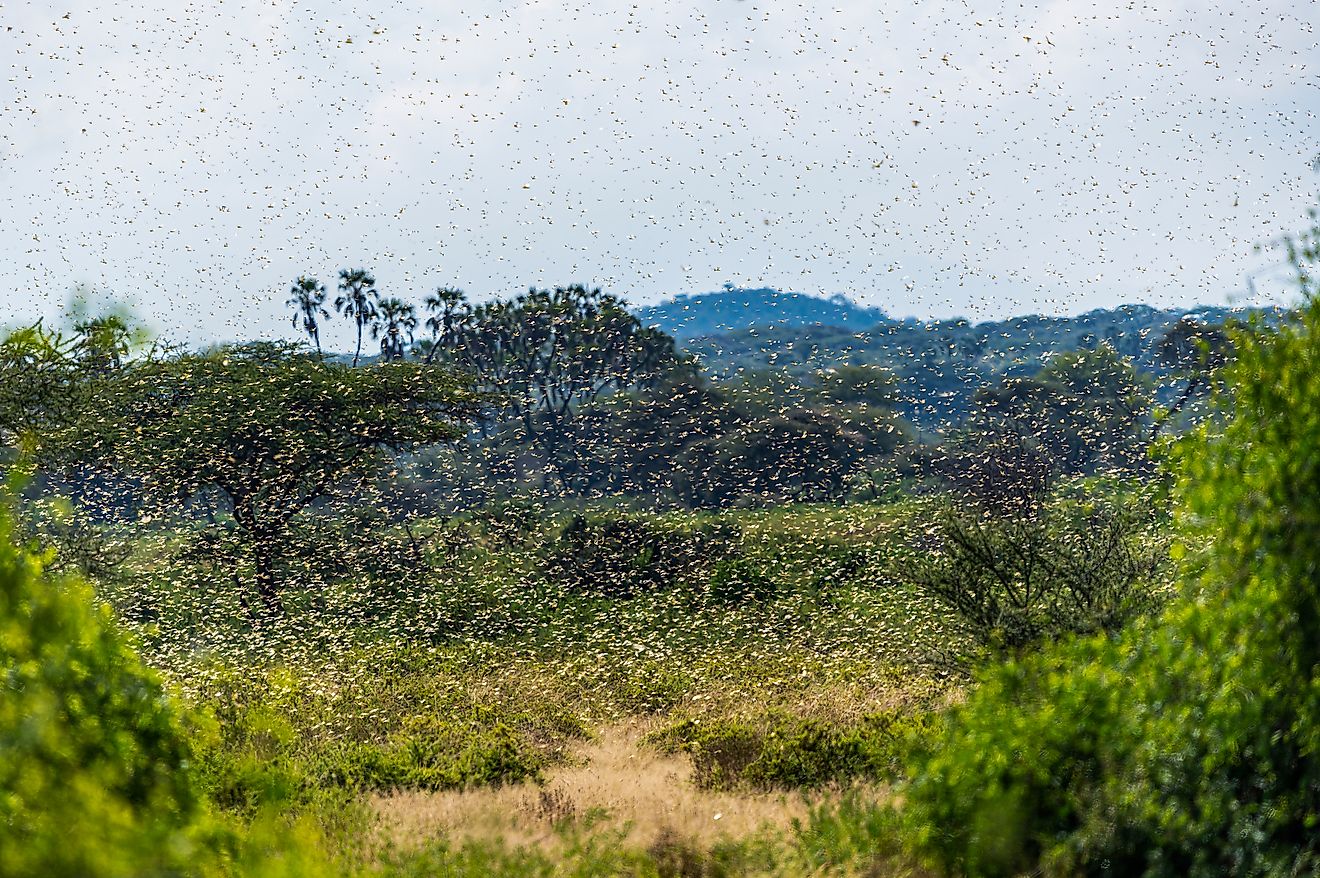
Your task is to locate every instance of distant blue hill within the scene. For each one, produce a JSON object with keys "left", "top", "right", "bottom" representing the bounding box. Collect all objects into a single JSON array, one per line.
[{"left": 637, "top": 286, "right": 891, "bottom": 339}]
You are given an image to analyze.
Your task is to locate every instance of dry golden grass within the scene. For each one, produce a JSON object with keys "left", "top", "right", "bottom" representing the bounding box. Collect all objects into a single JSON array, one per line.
[{"left": 370, "top": 719, "right": 867, "bottom": 853}]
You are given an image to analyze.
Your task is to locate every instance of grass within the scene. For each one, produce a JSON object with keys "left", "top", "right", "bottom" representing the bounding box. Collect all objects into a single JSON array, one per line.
[{"left": 79, "top": 499, "right": 996, "bottom": 874}]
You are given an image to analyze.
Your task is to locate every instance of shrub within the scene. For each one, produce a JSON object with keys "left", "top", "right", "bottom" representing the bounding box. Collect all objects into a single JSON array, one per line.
[
  {"left": 309, "top": 711, "right": 546, "bottom": 793},
  {"left": 0, "top": 505, "right": 206, "bottom": 876},
  {"left": 654, "top": 709, "right": 938, "bottom": 791},
  {"left": 546, "top": 512, "right": 739, "bottom": 597},
  {"left": 900, "top": 215, "right": 1320, "bottom": 876},
  {"left": 705, "top": 556, "right": 777, "bottom": 605},
  {"left": 910, "top": 499, "right": 1170, "bottom": 651}
]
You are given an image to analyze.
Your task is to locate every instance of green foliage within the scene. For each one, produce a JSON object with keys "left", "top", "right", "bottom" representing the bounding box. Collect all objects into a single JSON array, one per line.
[
  {"left": 312, "top": 720, "right": 543, "bottom": 793},
  {"left": 13, "top": 494, "right": 133, "bottom": 585},
  {"left": 189, "top": 651, "right": 591, "bottom": 809},
  {"left": 546, "top": 512, "right": 739, "bottom": 597},
  {"left": 654, "top": 709, "right": 939, "bottom": 791},
  {"left": 900, "top": 215, "right": 1320, "bottom": 876},
  {"left": 811, "top": 364, "right": 899, "bottom": 408},
  {"left": 970, "top": 343, "right": 1153, "bottom": 475},
  {"left": 704, "top": 556, "right": 777, "bottom": 605},
  {"left": 0, "top": 505, "right": 206, "bottom": 876},
  {"left": 910, "top": 498, "right": 1171, "bottom": 651},
  {"left": 790, "top": 793, "right": 931, "bottom": 877},
  {"left": 43, "top": 342, "right": 480, "bottom": 612}
]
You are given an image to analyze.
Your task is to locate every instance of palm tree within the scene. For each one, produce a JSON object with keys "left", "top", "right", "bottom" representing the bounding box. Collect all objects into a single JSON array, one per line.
[
  {"left": 374, "top": 297, "right": 418, "bottom": 362},
  {"left": 286, "top": 276, "right": 329, "bottom": 355},
  {"left": 422, "top": 287, "right": 467, "bottom": 364},
  {"left": 334, "top": 268, "right": 379, "bottom": 366}
]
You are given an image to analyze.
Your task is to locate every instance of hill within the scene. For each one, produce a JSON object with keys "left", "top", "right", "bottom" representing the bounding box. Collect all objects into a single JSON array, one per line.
[
  {"left": 637, "top": 286, "right": 891, "bottom": 339},
  {"left": 677, "top": 301, "right": 1261, "bottom": 428}
]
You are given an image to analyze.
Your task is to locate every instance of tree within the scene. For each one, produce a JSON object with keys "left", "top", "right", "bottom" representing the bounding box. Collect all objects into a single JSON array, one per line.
[
  {"left": 374, "top": 296, "right": 417, "bottom": 362},
  {"left": 0, "top": 323, "right": 84, "bottom": 450},
  {"left": 0, "top": 315, "right": 144, "bottom": 452},
  {"left": 334, "top": 268, "right": 379, "bottom": 366},
  {"left": 811, "top": 364, "right": 898, "bottom": 408},
  {"left": 971, "top": 343, "right": 1152, "bottom": 475},
  {"left": 286, "top": 276, "right": 330, "bottom": 355},
  {"left": 445, "top": 285, "right": 683, "bottom": 486},
  {"left": 1150, "top": 315, "right": 1231, "bottom": 437},
  {"left": 931, "top": 419, "right": 1057, "bottom": 511},
  {"left": 422, "top": 287, "right": 468, "bottom": 364},
  {"left": 42, "top": 343, "right": 480, "bottom": 615}
]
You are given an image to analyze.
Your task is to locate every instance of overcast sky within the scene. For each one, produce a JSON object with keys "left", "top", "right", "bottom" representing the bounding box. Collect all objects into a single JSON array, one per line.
[{"left": 2, "top": 0, "right": 1316, "bottom": 347}]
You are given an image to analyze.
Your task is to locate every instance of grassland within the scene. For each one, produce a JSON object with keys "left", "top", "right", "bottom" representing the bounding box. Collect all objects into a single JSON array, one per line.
[{"left": 84, "top": 499, "right": 979, "bottom": 875}]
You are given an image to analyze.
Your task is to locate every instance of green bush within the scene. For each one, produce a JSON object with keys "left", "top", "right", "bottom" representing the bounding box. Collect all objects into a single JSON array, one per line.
[
  {"left": 0, "top": 505, "right": 205, "bottom": 876},
  {"left": 655, "top": 709, "right": 937, "bottom": 791},
  {"left": 705, "top": 556, "right": 778, "bottom": 605},
  {"left": 901, "top": 216, "right": 1320, "bottom": 876},
  {"left": 313, "top": 718, "right": 543, "bottom": 792},
  {"left": 546, "top": 512, "right": 739, "bottom": 597},
  {"left": 910, "top": 498, "right": 1170, "bottom": 652}
]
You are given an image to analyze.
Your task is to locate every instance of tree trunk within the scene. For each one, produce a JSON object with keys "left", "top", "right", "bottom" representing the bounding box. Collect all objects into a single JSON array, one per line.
[
  {"left": 231, "top": 495, "right": 284, "bottom": 618},
  {"left": 1148, "top": 375, "right": 1204, "bottom": 442},
  {"left": 252, "top": 537, "right": 283, "bottom": 618}
]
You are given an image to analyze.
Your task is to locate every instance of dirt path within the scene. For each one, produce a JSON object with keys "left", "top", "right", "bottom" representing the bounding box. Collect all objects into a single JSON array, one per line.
[{"left": 370, "top": 720, "right": 817, "bottom": 851}]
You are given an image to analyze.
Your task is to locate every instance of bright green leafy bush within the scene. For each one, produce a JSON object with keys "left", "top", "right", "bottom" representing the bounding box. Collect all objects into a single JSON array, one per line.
[
  {"left": 901, "top": 217, "right": 1320, "bottom": 876},
  {"left": 0, "top": 508, "right": 204, "bottom": 876}
]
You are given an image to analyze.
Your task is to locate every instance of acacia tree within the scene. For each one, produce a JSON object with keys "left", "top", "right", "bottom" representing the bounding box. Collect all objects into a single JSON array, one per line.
[
  {"left": 287, "top": 276, "right": 330, "bottom": 355},
  {"left": 43, "top": 343, "right": 480, "bottom": 615},
  {"left": 0, "top": 317, "right": 141, "bottom": 452},
  {"left": 335, "top": 268, "right": 379, "bottom": 366}
]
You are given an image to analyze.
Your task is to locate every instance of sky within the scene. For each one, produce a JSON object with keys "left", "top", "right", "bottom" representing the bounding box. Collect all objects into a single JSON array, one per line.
[{"left": 2, "top": 0, "right": 1316, "bottom": 348}]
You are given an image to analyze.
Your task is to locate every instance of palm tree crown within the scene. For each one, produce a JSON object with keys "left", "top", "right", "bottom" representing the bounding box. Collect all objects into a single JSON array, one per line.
[
  {"left": 375, "top": 297, "right": 418, "bottom": 361},
  {"left": 422, "top": 287, "right": 468, "bottom": 364},
  {"left": 287, "top": 276, "right": 329, "bottom": 355},
  {"left": 334, "top": 268, "right": 379, "bottom": 366}
]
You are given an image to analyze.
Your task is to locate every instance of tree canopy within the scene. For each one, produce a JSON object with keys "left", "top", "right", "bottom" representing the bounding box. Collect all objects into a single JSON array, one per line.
[{"left": 42, "top": 342, "right": 481, "bottom": 613}]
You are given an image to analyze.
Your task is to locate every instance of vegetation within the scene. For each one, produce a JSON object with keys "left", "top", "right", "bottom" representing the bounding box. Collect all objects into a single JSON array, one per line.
[
  {"left": 4, "top": 207, "right": 1317, "bottom": 876},
  {"left": 910, "top": 497, "right": 1171, "bottom": 652},
  {"left": 900, "top": 214, "right": 1320, "bottom": 876},
  {"left": 39, "top": 343, "right": 480, "bottom": 614},
  {"left": 0, "top": 506, "right": 206, "bottom": 877}
]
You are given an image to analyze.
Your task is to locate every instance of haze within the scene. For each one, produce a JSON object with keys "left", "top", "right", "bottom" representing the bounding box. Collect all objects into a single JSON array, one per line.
[{"left": 2, "top": 0, "right": 1315, "bottom": 348}]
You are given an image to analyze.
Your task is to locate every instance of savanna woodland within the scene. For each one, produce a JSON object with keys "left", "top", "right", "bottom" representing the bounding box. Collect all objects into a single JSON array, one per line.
[
  {"left": 4, "top": 3, "right": 1318, "bottom": 876},
  {"left": 1, "top": 208, "right": 1317, "bottom": 876}
]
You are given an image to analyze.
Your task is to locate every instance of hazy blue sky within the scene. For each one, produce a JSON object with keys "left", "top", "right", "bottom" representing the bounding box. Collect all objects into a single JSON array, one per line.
[{"left": 3, "top": 0, "right": 1316, "bottom": 347}]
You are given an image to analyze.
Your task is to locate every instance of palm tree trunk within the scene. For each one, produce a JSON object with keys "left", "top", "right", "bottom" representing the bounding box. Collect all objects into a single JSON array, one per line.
[{"left": 353, "top": 322, "right": 363, "bottom": 367}]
